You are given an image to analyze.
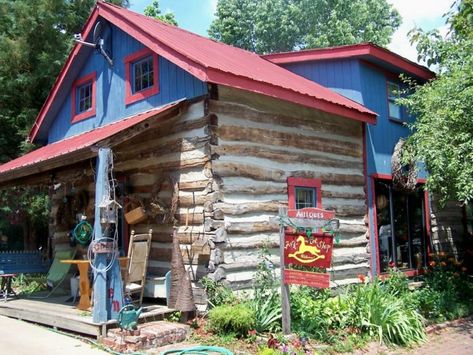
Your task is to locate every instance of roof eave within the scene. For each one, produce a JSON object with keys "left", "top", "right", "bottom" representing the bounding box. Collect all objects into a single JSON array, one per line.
[{"left": 263, "top": 43, "right": 435, "bottom": 81}]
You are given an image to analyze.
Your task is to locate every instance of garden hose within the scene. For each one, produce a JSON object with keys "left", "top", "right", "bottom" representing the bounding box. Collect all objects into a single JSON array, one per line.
[
  {"left": 73, "top": 220, "right": 93, "bottom": 245},
  {"left": 160, "top": 346, "right": 233, "bottom": 355}
]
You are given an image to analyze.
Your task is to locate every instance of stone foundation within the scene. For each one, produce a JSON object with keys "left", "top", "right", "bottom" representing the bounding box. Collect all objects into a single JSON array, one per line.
[{"left": 101, "top": 321, "right": 189, "bottom": 353}]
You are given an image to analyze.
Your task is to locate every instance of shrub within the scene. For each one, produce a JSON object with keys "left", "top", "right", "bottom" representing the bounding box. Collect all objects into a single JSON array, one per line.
[
  {"left": 290, "top": 287, "right": 340, "bottom": 342},
  {"left": 345, "top": 280, "right": 426, "bottom": 346},
  {"left": 208, "top": 303, "right": 255, "bottom": 337},
  {"left": 201, "top": 276, "right": 236, "bottom": 308}
]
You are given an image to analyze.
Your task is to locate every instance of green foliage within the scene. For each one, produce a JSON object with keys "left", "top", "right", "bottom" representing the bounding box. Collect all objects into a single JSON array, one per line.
[
  {"left": 201, "top": 276, "right": 236, "bottom": 308},
  {"left": 0, "top": 187, "right": 49, "bottom": 232},
  {"left": 345, "top": 280, "right": 426, "bottom": 346},
  {"left": 208, "top": 303, "right": 255, "bottom": 337},
  {"left": 249, "top": 245, "right": 282, "bottom": 332},
  {"left": 209, "top": 0, "right": 401, "bottom": 54},
  {"left": 12, "top": 273, "right": 47, "bottom": 295},
  {"left": 291, "top": 280, "right": 426, "bottom": 346},
  {"left": 381, "top": 268, "right": 409, "bottom": 296},
  {"left": 410, "top": 255, "right": 473, "bottom": 322},
  {"left": 401, "top": 0, "right": 473, "bottom": 204},
  {"left": 144, "top": 0, "right": 178, "bottom": 26},
  {"left": 165, "top": 311, "right": 181, "bottom": 322}
]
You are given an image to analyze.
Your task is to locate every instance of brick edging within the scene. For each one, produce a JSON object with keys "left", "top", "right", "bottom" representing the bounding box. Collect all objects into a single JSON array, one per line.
[{"left": 426, "top": 315, "right": 473, "bottom": 334}]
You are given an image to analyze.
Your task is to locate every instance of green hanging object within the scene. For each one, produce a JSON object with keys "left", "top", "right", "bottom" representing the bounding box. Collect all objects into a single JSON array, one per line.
[
  {"left": 335, "top": 234, "right": 341, "bottom": 245},
  {"left": 73, "top": 219, "right": 93, "bottom": 245},
  {"left": 306, "top": 228, "right": 312, "bottom": 238}
]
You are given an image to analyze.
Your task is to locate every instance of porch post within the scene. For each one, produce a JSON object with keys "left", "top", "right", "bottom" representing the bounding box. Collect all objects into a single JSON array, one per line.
[{"left": 92, "top": 147, "right": 110, "bottom": 323}]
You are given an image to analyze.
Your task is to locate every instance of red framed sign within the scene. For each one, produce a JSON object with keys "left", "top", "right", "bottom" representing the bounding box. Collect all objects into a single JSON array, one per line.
[
  {"left": 284, "top": 233, "right": 334, "bottom": 268},
  {"left": 284, "top": 269, "right": 330, "bottom": 288}
]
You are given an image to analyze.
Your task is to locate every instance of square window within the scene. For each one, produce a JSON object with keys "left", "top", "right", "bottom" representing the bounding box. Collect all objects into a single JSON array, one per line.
[
  {"left": 295, "top": 187, "right": 316, "bottom": 209},
  {"left": 124, "top": 48, "right": 159, "bottom": 105},
  {"left": 71, "top": 72, "right": 96, "bottom": 123},
  {"left": 287, "top": 177, "right": 322, "bottom": 210}
]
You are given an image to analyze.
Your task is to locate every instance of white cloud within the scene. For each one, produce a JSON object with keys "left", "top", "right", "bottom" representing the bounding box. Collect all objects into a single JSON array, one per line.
[{"left": 387, "top": 0, "right": 453, "bottom": 63}]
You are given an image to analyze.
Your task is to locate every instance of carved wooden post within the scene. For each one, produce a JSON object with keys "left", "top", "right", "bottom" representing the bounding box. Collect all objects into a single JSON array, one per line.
[{"left": 93, "top": 148, "right": 110, "bottom": 323}]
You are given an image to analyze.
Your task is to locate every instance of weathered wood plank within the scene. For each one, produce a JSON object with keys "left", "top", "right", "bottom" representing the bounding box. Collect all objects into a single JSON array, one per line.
[{"left": 214, "top": 126, "right": 362, "bottom": 157}]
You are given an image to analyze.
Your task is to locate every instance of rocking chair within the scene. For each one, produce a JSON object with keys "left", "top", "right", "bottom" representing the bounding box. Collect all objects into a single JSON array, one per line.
[{"left": 125, "top": 229, "right": 152, "bottom": 306}]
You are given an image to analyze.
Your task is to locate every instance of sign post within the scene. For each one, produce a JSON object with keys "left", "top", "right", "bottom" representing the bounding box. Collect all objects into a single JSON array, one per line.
[{"left": 278, "top": 207, "right": 340, "bottom": 334}]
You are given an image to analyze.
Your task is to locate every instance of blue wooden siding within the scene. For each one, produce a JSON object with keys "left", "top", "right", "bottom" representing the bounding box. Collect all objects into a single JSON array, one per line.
[
  {"left": 283, "top": 59, "right": 364, "bottom": 104},
  {"left": 48, "top": 26, "right": 207, "bottom": 143}
]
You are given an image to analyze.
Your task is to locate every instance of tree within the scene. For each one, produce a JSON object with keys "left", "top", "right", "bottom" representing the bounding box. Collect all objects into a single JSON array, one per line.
[
  {"left": 0, "top": 0, "right": 127, "bottom": 163},
  {"left": 401, "top": 0, "right": 473, "bottom": 204},
  {"left": 144, "top": 0, "right": 178, "bottom": 26},
  {"left": 208, "top": 0, "right": 401, "bottom": 54}
]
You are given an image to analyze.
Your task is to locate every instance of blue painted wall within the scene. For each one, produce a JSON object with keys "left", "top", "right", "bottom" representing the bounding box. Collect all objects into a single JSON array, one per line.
[
  {"left": 48, "top": 25, "right": 207, "bottom": 143},
  {"left": 283, "top": 59, "right": 364, "bottom": 104}
]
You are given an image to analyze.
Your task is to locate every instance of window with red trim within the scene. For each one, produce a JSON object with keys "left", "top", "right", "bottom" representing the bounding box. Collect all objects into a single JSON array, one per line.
[
  {"left": 374, "top": 179, "right": 428, "bottom": 273},
  {"left": 287, "top": 177, "right": 322, "bottom": 210},
  {"left": 124, "top": 48, "right": 159, "bottom": 105},
  {"left": 71, "top": 72, "right": 96, "bottom": 123}
]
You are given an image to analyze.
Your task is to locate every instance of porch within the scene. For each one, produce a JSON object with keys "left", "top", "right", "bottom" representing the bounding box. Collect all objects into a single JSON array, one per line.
[{"left": 0, "top": 295, "right": 174, "bottom": 338}]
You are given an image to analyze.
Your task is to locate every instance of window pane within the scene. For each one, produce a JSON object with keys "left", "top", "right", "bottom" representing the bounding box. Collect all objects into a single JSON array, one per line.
[
  {"left": 393, "top": 191, "right": 410, "bottom": 269},
  {"left": 376, "top": 180, "right": 427, "bottom": 272},
  {"left": 132, "top": 56, "right": 154, "bottom": 93},
  {"left": 389, "top": 101, "right": 401, "bottom": 119},
  {"left": 376, "top": 181, "right": 393, "bottom": 272},
  {"left": 388, "top": 82, "right": 399, "bottom": 99},
  {"left": 77, "top": 82, "right": 92, "bottom": 113},
  {"left": 295, "top": 187, "right": 316, "bottom": 209}
]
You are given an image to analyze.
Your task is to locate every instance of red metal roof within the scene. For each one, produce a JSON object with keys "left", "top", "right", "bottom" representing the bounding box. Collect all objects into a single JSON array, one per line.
[
  {"left": 29, "top": 2, "right": 376, "bottom": 143},
  {"left": 262, "top": 43, "right": 435, "bottom": 81},
  {"left": 0, "top": 101, "right": 181, "bottom": 179}
]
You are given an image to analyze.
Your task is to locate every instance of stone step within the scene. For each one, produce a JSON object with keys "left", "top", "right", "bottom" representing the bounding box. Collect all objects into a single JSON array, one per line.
[{"left": 101, "top": 321, "right": 189, "bottom": 353}]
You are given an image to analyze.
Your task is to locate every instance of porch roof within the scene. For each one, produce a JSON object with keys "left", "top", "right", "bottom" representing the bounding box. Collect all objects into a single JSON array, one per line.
[{"left": 0, "top": 100, "right": 184, "bottom": 185}]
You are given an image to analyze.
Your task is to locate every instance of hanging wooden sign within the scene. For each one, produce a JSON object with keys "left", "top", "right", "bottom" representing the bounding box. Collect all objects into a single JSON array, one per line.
[
  {"left": 284, "top": 233, "right": 334, "bottom": 269},
  {"left": 284, "top": 269, "right": 330, "bottom": 288}
]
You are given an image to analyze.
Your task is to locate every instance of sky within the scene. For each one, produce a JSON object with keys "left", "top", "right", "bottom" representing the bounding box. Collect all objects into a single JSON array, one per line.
[{"left": 129, "top": 0, "right": 453, "bottom": 64}]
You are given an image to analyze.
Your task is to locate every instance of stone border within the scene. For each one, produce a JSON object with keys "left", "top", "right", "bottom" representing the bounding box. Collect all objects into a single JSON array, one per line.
[{"left": 426, "top": 315, "right": 473, "bottom": 334}]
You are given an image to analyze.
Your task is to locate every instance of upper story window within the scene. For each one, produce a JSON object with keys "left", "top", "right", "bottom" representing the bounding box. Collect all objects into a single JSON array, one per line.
[
  {"left": 124, "top": 48, "right": 159, "bottom": 106},
  {"left": 387, "top": 81, "right": 403, "bottom": 122},
  {"left": 287, "top": 177, "right": 322, "bottom": 210},
  {"left": 71, "top": 72, "right": 96, "bottom": 123}
]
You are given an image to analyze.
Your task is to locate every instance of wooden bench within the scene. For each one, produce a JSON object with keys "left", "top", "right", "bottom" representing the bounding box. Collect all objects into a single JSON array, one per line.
[{"left": 0, "top": 251, "right": 49, "bottom": 275}]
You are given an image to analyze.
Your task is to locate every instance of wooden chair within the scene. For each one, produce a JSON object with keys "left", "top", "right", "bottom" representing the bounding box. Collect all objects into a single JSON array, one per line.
[{"left": 125, "top": 229, "right": 152, "bottom": 306}]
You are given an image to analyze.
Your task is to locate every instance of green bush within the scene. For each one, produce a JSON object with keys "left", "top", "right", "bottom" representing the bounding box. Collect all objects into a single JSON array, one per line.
[
  {"left": 345, "top": 280, "right": 426, "bottom": 346},
  {"left": 208, "top": 303, "right": 255, "bottom": 337},
  {"left": 249, "top": 246, "right": 282, "bottom": 333},
  {"left": 201, "top": 277, "right": 236, "bottom": 308},
  {"left": 12, "top": 273, "right": 47, "bottom": 295}
]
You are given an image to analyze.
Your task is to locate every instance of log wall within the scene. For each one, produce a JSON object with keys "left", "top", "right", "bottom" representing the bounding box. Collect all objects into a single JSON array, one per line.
[{"left": 206, "top": 87, "right": 369, "bottom": 289}]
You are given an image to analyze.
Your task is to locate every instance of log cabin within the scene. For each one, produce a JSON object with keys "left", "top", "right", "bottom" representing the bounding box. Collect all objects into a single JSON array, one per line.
[{"left": 0, "top": 2, "right": 465, "bottom": 316}]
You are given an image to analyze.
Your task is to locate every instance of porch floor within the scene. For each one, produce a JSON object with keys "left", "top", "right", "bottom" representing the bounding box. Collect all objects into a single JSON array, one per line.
[{"left": 0, "top": 295, "right": 174, "bottom": 338}]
